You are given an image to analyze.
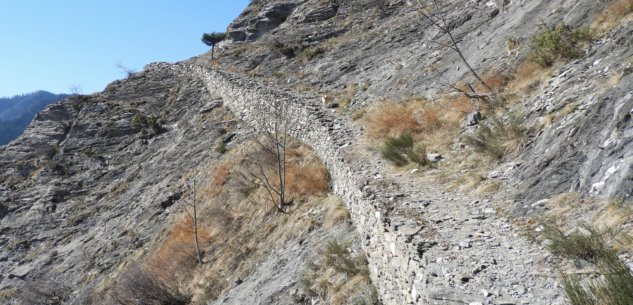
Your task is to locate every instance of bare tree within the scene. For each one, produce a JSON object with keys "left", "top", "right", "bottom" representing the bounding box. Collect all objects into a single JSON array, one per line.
[
  {"left": 68, "top": 83, "right": 83, "bottom": 96},
  {"left": 241, "top": 98, "right": 297, "bottom": 213},
  {"left": 109, "top": 263, "right": 189, "bottom": 305},
  {"left": 114, "top": 61, "right": 137, "bottom": 78},
  {"left": 418, "top": 0, "right": 491, "bottom": 92},
  {"left": 182, "top": 171, "right": 203, "bottom": 265}
]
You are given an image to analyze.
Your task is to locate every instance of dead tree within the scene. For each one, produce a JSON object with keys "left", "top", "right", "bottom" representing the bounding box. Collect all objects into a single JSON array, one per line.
[
  {"left": 183, "top": 171, "right": 203, "bottom": 265},
  {"left": 241, "top": 97, "right": 297, "bottom": 213},
  {"left": 114, "top": 61, "right": 137, "bottom": 78},
  {"left": 418, "top": 0, "right": 491, "bottom": 92}
]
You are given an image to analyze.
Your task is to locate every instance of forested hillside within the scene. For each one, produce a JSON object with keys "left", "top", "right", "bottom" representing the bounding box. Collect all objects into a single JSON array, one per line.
[{"left": 0, "top": 91, "right": 70, "bottom": 145}]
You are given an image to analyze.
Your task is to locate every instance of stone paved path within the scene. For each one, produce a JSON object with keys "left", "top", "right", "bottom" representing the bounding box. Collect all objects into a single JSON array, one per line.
[{"left": 356, "top": 147, "right": 567, "bottom": 305}]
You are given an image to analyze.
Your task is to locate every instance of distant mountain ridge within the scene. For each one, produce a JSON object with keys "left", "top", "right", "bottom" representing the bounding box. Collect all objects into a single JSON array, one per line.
[{"left": 0, "top": 91, "right": 70, "bottom": 146}]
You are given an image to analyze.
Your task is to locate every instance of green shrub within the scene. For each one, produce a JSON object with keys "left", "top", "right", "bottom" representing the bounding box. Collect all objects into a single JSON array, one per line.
[
  {"left": 131, "top": 114, "right": 147, "bottom": 128},
  {"left": 301, "top": 239, "right": 375, "bottom": 303},
  {"left": 215, "top": 143, "right": 227, "bottom": 154},
  {"left": 147, "top": 115, "right": 160, "bottom": 130},
  {"left": 46, "top": 161, "right": 66, "bottom": 176},
  {"left": 275, "top": 45, "right": 294, "bottom": 56},
  {"left": 131, "top": 114, "right": 161, "bottom": 131},
  {"left": 541, "top": 221, "right": 607, "bottom": 261},
  {"left": 273, "top": 72, "right": 285, "bottom": 79},
  {"left": 297, "top": 47, "right": 324, "bottom": 62},
  {"left": 539, "top": 221, "right": 633, "bottom": 305},
  {"left": 463, "top": 112, "right": 528, "bottom": 160},
  {"left": 380, "top": 133, "right": 429, "bottom": 166},
  {"left": 529, "top": 21, "right": 594, "bottom": 67}
]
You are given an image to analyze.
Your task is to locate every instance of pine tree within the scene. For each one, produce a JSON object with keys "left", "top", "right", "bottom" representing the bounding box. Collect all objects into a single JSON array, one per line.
[{"left": 201, "top": 32, "right": 227, "bottom": 59}]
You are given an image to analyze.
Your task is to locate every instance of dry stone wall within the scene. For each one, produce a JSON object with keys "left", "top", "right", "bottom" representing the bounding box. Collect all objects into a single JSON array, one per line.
[{"left": 144, "top": 62, "right": 424, "bottom": 304}]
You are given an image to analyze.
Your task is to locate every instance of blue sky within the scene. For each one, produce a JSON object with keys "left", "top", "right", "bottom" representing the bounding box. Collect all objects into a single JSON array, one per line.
[{"left": 0, "top": 0, "right": 249, "bottom": 97}]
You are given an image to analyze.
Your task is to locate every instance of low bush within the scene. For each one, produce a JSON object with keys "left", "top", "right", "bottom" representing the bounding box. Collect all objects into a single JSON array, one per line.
[
  {"left": 131, "top": 114, "right": 161, "bottom": 131},
  {"left": 463, "top": 112, "right": 528, "bottom": 160},
  {"left": 46, "top": 161, "right": 66, "bottom": 176},
  {"left": 111, "top": 264, "right": 191, "bottom": 305},
  {"left": 275, "top": 45, "right": 294, "bottom": 56},
  {"left": 300, "top": 239, "right": 377, "bottom": 305},
  {"left": 380, "top": 133, "right": 428, "bottom": 166},
  {"left": 540, "top": 221, "right": 607, "bottom": 261},
  {"left": 539, "top": 221, "right": 633, "bottom": 305},
  {"left": 296, "top": 47, "right": 324, "bottom": 62},
  {"left": 528, "top": 21, "right": 594, "bottom": 67},
  {"left": 215, "top": 143, "right": 227, "bottom": 154}
]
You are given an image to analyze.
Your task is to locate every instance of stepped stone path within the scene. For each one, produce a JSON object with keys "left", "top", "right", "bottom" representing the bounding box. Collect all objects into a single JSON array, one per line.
[{"left": 353, "top": 147, "right": 566, "bottom": 305}]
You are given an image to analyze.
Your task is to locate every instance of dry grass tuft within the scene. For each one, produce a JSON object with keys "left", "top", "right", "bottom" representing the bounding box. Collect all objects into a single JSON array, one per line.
[
  {"left": 324, "top": 201, "right": 351, "bottom": 230},
  {"left": 595, "top": 0, "right": 633, "bottom": 32},
  {"left": 149, "top": 216, "right": 213, "bottom": 275},
  {"left": 461, "top": 175, "right": 486, "bottom": 192},
  {"left": 286, "top": 163, "right": 330, "bottom": 199},
  {"left": 364, "top": 98, "right": 447, "bottom": 138},
  {"left": 478, "top": 70, "right": 514, "bottom": 93},
  {"left": 474, "top": 182, "right": 501, "bottom": 195},
  {"left": 364, "top": 99, "right": 420, "bottom": 137}
]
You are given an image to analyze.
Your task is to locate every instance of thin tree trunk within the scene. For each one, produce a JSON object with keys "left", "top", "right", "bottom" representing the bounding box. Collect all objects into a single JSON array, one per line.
[
  {"left": 446, "top": 30, "right": 491, "bottom": 92},
  {"left": 193, "top": 179, "right": 202, "bottom": 265}
]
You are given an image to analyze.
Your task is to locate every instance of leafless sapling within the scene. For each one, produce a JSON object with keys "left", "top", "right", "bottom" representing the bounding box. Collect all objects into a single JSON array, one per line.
[
  {"left": 417, "top": 0, "right": 491, "bottom": 92},
  {"left": 241, "top": 97, "right": 298, "bottom": 213},
  {"left": 182, "top": 170, "right": 203, "bottom": 265},
  {"left": 114, "top": 61, "right": 137, "bottom": 78}
]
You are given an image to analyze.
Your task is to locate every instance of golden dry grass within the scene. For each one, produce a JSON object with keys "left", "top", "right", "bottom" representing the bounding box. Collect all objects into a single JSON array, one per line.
[
  {"left": 364, "top": 98, "right": 447, "bottom": 138},
  {"left": 542, "top": 194, "right": 633, "bottom": 252},
  {"left": 473, "top": 182, "right": 501, "bottom": 195},
  {"left": 148, "top": 216, "right": 213, "bottom": 274},
  {"left": 324, "top": 200, "right": 351, "bottom": 230},
  {"left": 594, "top": 0, "right": 633, "bottom": 32},
  {"left": 364, "top": 99, "right": 420, "bottom": 137},
  {"left": 90, "top": 134, "right": 346, "bottom": 304},
  {"left": 286, "top": 163, "right": 330, "bottom": 199}
]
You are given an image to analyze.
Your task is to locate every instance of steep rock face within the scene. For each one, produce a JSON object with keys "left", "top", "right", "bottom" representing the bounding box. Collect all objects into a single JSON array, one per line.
[
  {"left": 0, "top": 68, "right": 239, "bottom": 302},
  {"left": 197, "top": 0, "right": 601, "bottom": 108},
  {"left": 226, "top": 0, "right": 308, "bottom": 42},
  {"left": 3, "top": 0, "right": 633, "bottom": 304},
  {"left": 511, "top": 23, "right": 633, "bottom": 214}
]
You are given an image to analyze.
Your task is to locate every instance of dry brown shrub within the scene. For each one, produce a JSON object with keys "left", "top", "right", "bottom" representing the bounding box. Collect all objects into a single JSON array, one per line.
[
  {"left": 516, "top": 62, "right": 541, "bottom": 80},
  {"left": 479, "top": 71, "right": 513, "bottom": 92},
  {"left": 510, "top": 62, "right": 552, "bottom": 94},
  {"left": 210, "top": 165, "right": 230, "bottom": 188},
  {"left": 324, "top": 202, "right": 351, "bottom": 230},
  {"left": 286, "top": 163, "right": 330, "bottom": 199},
  {"left": 149, "top": 217, "right": 212, "bottom": 275},
  {"left": 595, "top": 0, "right": 633, "bottom": 31},
  {"left": 364, "top": 99, "right": 420, "bottom": 137},
  {"left": 436, "top": 93, "right": 475, "bottom": 121}
]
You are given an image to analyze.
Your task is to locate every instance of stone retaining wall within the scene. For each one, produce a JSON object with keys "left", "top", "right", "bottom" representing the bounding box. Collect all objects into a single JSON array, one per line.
[{"left": 145, "top": 62, "right": 429, "bottom": 304}]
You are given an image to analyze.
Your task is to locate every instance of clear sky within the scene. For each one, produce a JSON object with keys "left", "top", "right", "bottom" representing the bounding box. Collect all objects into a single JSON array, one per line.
[{"left": 0, "top": 0, "right": 249, "bottom": 98}]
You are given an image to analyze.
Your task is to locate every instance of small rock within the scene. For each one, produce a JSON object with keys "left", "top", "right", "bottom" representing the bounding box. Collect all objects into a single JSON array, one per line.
[
  {"left": 466, "top": 110, "right": 481, "bottom": 126},
  {"left": 427, "top": 153, "right": 443, "bottom": 162},
  {"left": 459, "top": 241, "right": 471, "bottom": 248},
  {"left": 458, "top": 273, "right": 472, "bottom": 282},
  {"left": 481, "top": 289, "right": 491, "bottom": 297}
]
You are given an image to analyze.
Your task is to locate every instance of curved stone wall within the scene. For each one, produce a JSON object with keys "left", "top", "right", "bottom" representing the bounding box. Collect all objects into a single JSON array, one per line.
[{"left": 144, "top": 62, "right": 422, "bottom": 304}]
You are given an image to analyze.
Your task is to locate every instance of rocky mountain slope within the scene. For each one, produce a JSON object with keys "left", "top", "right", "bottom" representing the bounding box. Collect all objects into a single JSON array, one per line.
[
  {"left": 2, "top": 0, "right": 633, "bottom": 304},
  {"left": 0, "top": 91, "right": 71, "bottom": 145}
]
